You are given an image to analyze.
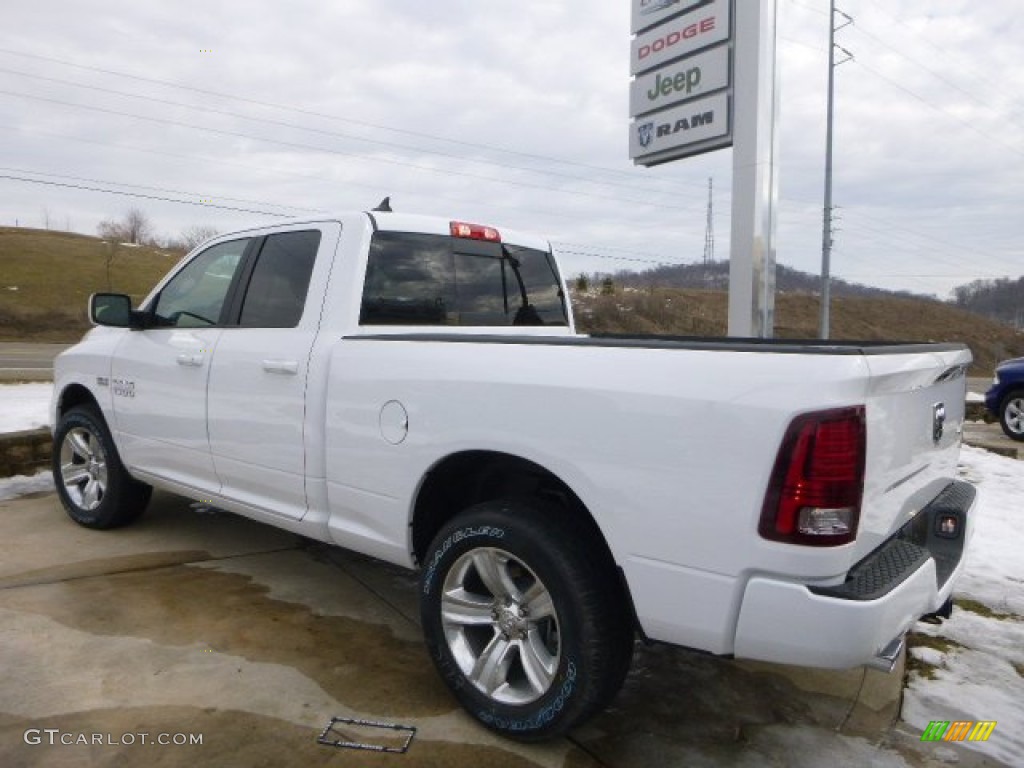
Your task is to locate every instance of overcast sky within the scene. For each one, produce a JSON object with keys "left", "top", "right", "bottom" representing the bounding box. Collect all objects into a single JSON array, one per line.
[{"left": 1, "top": 0, "right": 1021, "bottom": 299}]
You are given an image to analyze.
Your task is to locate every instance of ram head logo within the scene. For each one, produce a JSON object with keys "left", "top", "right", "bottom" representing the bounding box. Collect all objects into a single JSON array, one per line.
[{"left": 637, "top": 122, "right": 655, "bottom": 148}]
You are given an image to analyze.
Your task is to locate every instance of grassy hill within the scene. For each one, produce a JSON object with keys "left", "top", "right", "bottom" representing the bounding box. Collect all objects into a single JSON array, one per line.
[
  {"left": 0, "top": 227, "right": 180, "bottom": 341},
  {"left": 1, "top": 227, "right": 1020, "bottom": 375},
  {"left": 574, "top": 287, "right": 1024, "bottom": 376}
]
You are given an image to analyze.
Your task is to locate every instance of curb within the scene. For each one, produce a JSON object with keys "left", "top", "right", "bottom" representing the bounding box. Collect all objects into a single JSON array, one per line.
[
  {"left": 0, "top": 428, "right": 52, "bottom": 478},
  {"left": 963, "top": 436, "right": 1020, "bottom": 460}
]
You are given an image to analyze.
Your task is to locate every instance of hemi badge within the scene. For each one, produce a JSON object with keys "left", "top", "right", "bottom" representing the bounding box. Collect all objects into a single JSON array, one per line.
[{"left": 97, "top": 376, "right": 109, "bottom": 387}]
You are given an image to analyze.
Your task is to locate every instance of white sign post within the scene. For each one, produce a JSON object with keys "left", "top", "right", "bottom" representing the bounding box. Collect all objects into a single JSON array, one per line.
[
  {"left": 629, "top": 0, "right": 779, "bottom": 338},
  {"left": 727, "top": 0, "right": 779, "bottom": 338},
  {"left": 629, "top": 0, "right": 733, "bottom": 165}
]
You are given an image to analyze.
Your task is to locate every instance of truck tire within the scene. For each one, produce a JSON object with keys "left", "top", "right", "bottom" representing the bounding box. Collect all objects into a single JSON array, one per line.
[
  {"left": 52, "top": 405, "right": 152, "bottom": 529},
  {"left": 420, "top": 498, "right": 633, "bottom": 741},
  {"left": 999, "top": 389, "right": 1024, "bottom": 442}
]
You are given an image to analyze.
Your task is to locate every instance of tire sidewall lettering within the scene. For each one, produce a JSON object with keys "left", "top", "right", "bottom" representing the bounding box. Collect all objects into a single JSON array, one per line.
[
  {"left": 477, "top": 661, "right": 578, "bottom": 732},
  {"left": 422, "top": 525, "right": 505, "bottom": 595}
]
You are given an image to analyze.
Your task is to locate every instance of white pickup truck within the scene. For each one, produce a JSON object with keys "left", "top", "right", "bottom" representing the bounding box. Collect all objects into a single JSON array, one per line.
[{"left": 52, "top": 209, "right": 976, "bottom": 740}]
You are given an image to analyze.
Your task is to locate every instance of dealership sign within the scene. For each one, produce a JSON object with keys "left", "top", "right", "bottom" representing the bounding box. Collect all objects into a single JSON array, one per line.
[
  {"left": 630, "top": 45, "right": 729, "bottom": 116},
  {"left": 631, "top": 0, "right": 707, "bottom": 35},
  {"left": 629, "top": 0, "right": 734, "bottom": 166},
  {"left": 629, "top": 92, "right": 729, "bottom": 159}
]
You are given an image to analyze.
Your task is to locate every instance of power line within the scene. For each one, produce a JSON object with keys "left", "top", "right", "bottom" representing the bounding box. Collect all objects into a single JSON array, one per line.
[
  {"left": 784, "top": 0, "right": 1024, "bottom": 157},
  {"left": 0, "top": 166, "right": 325, "bottom": 215},
  {"left": 0, "top": 65, "right": 708, "bottom": 203},
  {"left": 855, "top": 0, "right": 1024, "bottom": 117},
  {"left": 0, "top": 121, "right": 712, "bottom": 243},
  {"left": 0, "top": 173, "right": 290, "bottom": 217},
  {"left": 553, "top": 247, "right": 688, "bottom": 268},
  {"left": 0, "top": 87, "right": 704, "bottom": 212},
  {"left": 0, "top": 46, "right": 712, "bottom": 195},
  {"left": 839, "top": 211, "right": 1023, "bottom": 274}
]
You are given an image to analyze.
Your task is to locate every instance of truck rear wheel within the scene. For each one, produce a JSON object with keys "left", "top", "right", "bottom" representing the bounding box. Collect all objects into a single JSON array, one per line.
[
  {"left": 419, "top": 498, "right": 633, "bottom": 741},
  {"left": 52, "top": 405, "right": 152, "bottom": 529},
  {"left": 999, "top": 389, "right": 1024, "bottom": 442}
]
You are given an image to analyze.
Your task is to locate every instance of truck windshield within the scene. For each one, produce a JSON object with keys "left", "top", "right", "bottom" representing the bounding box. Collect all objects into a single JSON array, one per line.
[{"left": 360, "top": 232, "right": 568, "bottom": 327}]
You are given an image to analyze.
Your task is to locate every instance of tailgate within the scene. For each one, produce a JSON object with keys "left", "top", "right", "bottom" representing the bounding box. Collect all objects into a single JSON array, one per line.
[{"left": 856, "top": 346, "right": 972, "bottom": 560}]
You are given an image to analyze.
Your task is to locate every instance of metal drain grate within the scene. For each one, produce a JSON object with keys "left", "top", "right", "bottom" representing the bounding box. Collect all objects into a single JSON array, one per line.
[{"left": 317, "top": 717, "right": 416, "bottom": 754}]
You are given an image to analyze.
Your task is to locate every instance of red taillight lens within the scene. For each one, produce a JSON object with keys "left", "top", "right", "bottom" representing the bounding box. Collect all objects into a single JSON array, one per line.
[
  {"left": 759, "top": 406, "right": 866, "bottom": 546},
  {"left": 450, "top": 221, "right": 500, "bottom": 242}
]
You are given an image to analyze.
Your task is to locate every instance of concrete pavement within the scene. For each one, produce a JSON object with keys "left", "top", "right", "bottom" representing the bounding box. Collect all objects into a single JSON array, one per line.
[
  {"left": 963, "top": 420, "right": 1022, "bottom": 459},
  {"left": 0, "top": 490, "right": 1005, "bottom": 767}
]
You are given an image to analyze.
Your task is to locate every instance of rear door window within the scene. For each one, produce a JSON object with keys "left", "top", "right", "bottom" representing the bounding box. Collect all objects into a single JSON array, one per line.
[{"left": 238, "top": 230, "right": 321, "bottom": 328}]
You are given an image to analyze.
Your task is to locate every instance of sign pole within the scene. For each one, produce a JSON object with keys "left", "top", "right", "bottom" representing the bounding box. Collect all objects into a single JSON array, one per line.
[{"left": 727, "top": 0, "right": 779, "bottom": 338}]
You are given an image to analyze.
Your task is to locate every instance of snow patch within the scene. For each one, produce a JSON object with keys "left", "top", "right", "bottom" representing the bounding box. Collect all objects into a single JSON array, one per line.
[
  {"left": 0, "top": 470, "right": 54, "bottom": 501},
  {"left": 902, "top": 445, "right": 1024, "bottom": 765},
  {"left": 0, "top": 383, "right": 53, "bottom": 432}
]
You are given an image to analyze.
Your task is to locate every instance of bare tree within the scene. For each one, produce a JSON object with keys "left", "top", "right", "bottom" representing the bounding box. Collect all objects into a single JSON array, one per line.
[
  {"left": 97, "top": 207, "right": 154, "bottom": 245},
  {"left": 180, "top": 224, "right": 220, "bottom": 251}
]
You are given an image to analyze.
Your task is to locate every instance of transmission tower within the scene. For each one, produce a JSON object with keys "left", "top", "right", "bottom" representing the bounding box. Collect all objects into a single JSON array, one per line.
[{"left": 703, "top": 177, "right": 714, "bottom": 267}]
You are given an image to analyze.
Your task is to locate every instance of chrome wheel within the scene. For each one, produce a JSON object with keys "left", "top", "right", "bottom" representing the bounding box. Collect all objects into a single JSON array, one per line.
[
  {"left": 59, "top": 426, "right": 109, "bottom": 511},
  {"left": 440, "top": 547, "right": 560, "bottom": 705},
  {"left": 1005, "top": 396, "right": 1024, "bottom": 436}
]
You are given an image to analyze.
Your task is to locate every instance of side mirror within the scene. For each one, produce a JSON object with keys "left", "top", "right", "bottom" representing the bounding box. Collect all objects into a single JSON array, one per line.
[{"left": 90, "top": 293, "right": 142, "bottom": 328}]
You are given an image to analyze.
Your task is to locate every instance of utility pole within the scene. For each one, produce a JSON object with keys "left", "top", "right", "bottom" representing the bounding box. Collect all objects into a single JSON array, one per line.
[{"left": 820, "top": 2, "right": 853, "bottom": 339}]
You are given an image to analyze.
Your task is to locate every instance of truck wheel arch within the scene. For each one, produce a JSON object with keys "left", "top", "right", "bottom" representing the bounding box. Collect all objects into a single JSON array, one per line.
[
  {"left": 411, "top": 451, "right": 629, "bottom": 602},
  {"left": 56, "top": 383, "right": 101, "bottom": 421}
]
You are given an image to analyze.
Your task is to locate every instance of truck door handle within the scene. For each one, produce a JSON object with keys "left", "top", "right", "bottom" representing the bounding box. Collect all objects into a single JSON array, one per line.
[
  {"left": 262, "top": 359, "right": 298, "bottom": 375},
  {"left": 176, "top": 353, "right": 203, "bottom": 367}
]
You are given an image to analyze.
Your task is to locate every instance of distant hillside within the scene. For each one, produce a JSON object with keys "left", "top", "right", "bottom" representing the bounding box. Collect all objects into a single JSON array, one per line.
[
  {"left": 602, "top": 259, "right": 926, "bottom": 300},
  {"left": 2, "top": 228, "right": 1020, "bottom": 375},
  {"left": 0, "top": 227, "right": 181, "bottom": 342},
  {"left": 573, "top": 286, "right": 1024, "bottom": 376},
  {"left": 952, "top": 277, "right": 1024, "bottom": 329}
]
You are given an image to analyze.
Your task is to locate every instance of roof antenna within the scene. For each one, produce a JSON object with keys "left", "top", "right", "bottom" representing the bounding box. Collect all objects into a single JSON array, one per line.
[{"left": 372, "top": 196, "right": 392, "bottom": 212}]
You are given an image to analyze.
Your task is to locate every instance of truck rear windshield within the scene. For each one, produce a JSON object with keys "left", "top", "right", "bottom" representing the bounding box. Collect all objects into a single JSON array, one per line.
[{"left": 360, "top": 232, "right": 568, "bottom": 327}]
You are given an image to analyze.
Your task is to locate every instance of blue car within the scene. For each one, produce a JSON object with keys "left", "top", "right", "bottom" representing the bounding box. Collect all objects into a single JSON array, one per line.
[{"left": 985, "top": 357, "right": 1024, "bottom": 441}]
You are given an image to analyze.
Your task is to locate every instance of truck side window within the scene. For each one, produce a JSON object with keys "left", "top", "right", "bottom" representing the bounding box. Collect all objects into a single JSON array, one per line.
[
  {"left": 154, "top": 238, "right": 250, "bottom": 327},
  {"left": 238, "top": 230, "right": 321, "bottom": 328}
]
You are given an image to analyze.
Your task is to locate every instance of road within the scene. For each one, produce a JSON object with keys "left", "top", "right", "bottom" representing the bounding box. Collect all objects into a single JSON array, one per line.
[
  {"left": 968, "top": 377, "right": 993, "bottom": 395},
  {"left": 0, "top": 343, "right": 71, "bottom": 382}
]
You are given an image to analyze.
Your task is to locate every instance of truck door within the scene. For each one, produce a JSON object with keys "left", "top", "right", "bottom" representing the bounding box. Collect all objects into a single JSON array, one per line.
[
  {"left": 110, "top": 237, "right": 253, "bottom": 490},
  {"left": 206, "top": 224, "right": 338, "bottom": 520}
]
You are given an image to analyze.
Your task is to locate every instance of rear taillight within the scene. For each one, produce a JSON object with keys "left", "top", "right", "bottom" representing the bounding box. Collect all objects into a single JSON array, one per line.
[{"left": 759, "top": 406, "right": 866, "bottom": 546}]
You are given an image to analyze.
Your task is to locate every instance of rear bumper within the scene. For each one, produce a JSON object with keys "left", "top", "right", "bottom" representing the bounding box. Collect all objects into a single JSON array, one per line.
[{"left": 733, "top": 480, "right": 976, "bottom": 669}]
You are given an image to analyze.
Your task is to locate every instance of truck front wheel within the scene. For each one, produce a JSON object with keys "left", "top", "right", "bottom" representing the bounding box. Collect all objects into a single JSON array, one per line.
[
  {"left": 52, "top": 406, "right": 152, "bottom": 529},
  {"left": 419, "top": 498, "right": 633, "bottom": 741}
]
